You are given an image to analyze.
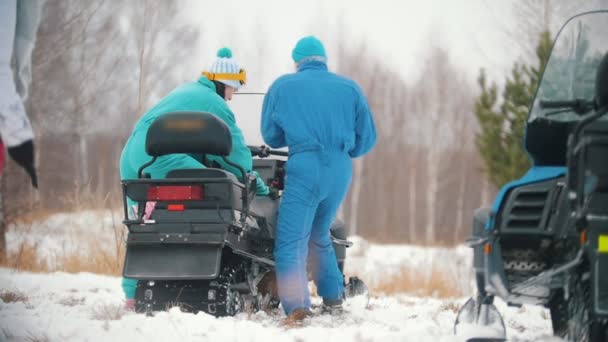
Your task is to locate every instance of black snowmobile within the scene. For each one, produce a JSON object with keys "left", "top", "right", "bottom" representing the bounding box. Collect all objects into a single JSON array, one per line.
[
  {"left": 454, "top": 10, "right": 608, "bottom": 342},
  {"left": 120, "top": 109, "right": 367, "bottom": 316}
]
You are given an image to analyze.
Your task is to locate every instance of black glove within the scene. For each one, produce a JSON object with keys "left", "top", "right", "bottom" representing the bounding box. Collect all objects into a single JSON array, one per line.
[
  {"left": 268, "top": 187, "right": 280, "bottom": 200},
  {"left": 258, "top": 145, "right": 271, "bottom": 158},
  {"left": 8, "top": 139, "right": 38, "bottom": 188}
]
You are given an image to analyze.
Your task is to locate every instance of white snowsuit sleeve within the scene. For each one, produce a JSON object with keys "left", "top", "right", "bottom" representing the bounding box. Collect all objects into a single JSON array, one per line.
[{"left": 0, "top": 0, "right": 37, "bottom": 147}]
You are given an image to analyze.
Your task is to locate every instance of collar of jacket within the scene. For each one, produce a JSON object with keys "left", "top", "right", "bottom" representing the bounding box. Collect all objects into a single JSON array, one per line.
[
  {"left": 297, "top": 60, "right": 328, "bottom": 72},
  {"left": 197, "top": 76, "right": 217, "bottom": 91}
]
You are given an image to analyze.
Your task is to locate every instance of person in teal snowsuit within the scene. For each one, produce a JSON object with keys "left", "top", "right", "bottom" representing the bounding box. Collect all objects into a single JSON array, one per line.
[
  {"left": 120, "top": 48, "right": 269, "bottom": 307},
  {"left": 261, "top": 36, "right": 377, "bottom": 320}
]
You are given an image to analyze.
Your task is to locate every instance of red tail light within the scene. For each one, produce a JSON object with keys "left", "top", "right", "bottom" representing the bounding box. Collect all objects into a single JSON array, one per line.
[
  {"left": 148, "top": 185, "right": 204, "bottom": 201},
  {"left": 167, "top": 204, "right": 185, "bottom": 211}
]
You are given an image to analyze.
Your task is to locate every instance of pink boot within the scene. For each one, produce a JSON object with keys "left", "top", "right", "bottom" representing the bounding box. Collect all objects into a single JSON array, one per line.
[
  {"left": 124, "top": 298, "right": 136, "bottom": 311},
  {"left": 143, "top": 201, "right": 156, "bottom": 220}
]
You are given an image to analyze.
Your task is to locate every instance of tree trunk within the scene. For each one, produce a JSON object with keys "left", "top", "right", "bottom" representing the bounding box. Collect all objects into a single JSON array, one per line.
[
  {"left": 455, "top": 152, "right": 468, "bottom": 243},
  {"left": 408, "top": 145, "right": 417, "bottom": 243},
  {"left": 136, "top": 0, "right": 149, "bottom": 117},
  {"left": 79, "top": 135, "right": 88, "bottom": 185},
  {"left": 0, "top": 173, "right": 6, "bottom": 262},
  {"left": 426, "top": 145, "right": 438, "bottom": 244},
  {"left": 481, "top": 174, "right": 491, "bottom": 207}
]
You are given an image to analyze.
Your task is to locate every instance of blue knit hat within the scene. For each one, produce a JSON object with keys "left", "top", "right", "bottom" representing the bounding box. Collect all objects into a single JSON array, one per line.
[
  {"left": 292, "top": 36, "right": 327, "bottom": 63},
  {"left": 202, "top": 47, "right": 246, "bottom": 89}
]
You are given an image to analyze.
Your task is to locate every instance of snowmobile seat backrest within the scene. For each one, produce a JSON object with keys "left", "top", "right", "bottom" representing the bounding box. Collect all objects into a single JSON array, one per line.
[
  {"left": 166, "top": 168, "right": 239, "bottom": 183},
  {"left": 146, "top": 111, "right": 232, "bottom": 157},
  {"left": 596, "top": 51, "right": 608, "bottom": 109},
  {"left": 525, "top": 118, "right": 576, "bottom": 166}
]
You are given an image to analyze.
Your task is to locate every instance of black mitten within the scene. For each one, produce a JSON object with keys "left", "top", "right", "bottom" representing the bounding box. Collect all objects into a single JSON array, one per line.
[{"left": 7, "top": 139, "right": 38, "bottom": 188}]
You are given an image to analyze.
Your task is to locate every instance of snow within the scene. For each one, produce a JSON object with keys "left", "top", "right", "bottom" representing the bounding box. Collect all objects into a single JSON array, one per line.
[
  {"left": 0, "top": 211, "right": 561, "bottom": 341},
  {"left": 344, "top": 236, "right": 473, "bottom": 292},
  {"left": 0, "top": 269, "right": 558, "bottom": 342},
  {"left": 6, "top": 210, "right": 123, "bottom": 269}
]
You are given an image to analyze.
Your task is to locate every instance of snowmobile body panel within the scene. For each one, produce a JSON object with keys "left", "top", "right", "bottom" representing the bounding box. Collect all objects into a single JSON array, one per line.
[
  {"left": 590, "top": 220, "right": 608, "bottom": 318},
  {"left": 124, "top": 243, "right": 223, "bottom": 280},
  {"left": 122, "top": 172, "right": 243, "bottom": 281},
  {"left": 485, "top": 167, "right": 566, "bottom": 231},
  {"left": 581, "top": 122, "right": 608, "bottom": 319},
  {"left": 482, "top": 176, "right": 570, "bottom": 305}
]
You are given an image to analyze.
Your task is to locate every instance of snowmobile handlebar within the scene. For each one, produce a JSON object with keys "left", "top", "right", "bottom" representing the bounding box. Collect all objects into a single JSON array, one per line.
[
  {"left": 248, "top": 145, "right": 289, "bottom": 158},
  {"left": 540, "top": 99, "right": 595, "bottom": 115}
]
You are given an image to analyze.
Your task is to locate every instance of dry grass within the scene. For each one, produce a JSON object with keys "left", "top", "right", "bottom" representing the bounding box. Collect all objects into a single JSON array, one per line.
[
  {"left": 25, "top": 332, "right": 51, "bottom": 342},
  {"left": 8, "top": 208, "right": 65, "bottom": 226},
  {"left": 0, "top": 289, "right": 28, "bottom": 303},
  {"left": 58, "top": 296, "right": 86, "bottom": 307},
  {"left": 371, "top": 264, "right": 465, "bottom": 299},
  {"left": 365, "top": 236, "right": 461, "bottom": 248},
  {"left": 1, "top": 329, "right": 14, "bottom": 341},
  {"left": 2, "top": 182, "right": 127, "bottom": 275},
  {"left": 438, "top": 301, "right": 461, "bottom": 313},
  {"left": 90, "top": 302, "right": 125, "bottom": 321},
  {"left": 1, "top": 202, "right": 126, "bottom": 276},
  {"left": 7, "top": 180, "right": 122, "bottom": 226},
  {"left": 60, "top": 242, "right": 125, "bottom": 276},
  {"left": 0, "top": 239, "right": 125, "bottom": 276},
  {"left": 1, "top": 328, "right": 49, "bottom": 342},
  {"left": 2, "top": 242, "right": 48, "bottom": 273}
]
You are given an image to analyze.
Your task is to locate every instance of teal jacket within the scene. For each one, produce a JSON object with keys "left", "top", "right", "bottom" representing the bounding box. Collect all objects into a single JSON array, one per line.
[{"left": 120, "top": 76, "right": 269, "bottom": 195}]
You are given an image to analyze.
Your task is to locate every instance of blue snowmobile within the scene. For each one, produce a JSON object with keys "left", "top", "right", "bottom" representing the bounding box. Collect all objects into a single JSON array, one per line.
[{"left": 454, "top": 10, "right": 608, "bottom": 342}]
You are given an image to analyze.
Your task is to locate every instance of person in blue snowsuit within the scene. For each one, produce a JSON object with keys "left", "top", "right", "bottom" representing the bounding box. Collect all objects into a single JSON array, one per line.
[{"left": 261, "top": 36, "right": 377, "bottom": 320}]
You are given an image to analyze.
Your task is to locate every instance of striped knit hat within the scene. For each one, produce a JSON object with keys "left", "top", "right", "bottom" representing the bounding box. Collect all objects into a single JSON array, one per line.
[{"left": 202, "top": 47, "right": 246, "bottom": 89}]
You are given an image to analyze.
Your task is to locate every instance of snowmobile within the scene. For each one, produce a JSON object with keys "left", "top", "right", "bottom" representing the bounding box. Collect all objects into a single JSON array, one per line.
[
  {"left": 120, "top": 110, "right": 368, "bottom": 317},
  {"left": 454, "top": 10, "right": 608, "bottom": 342}
]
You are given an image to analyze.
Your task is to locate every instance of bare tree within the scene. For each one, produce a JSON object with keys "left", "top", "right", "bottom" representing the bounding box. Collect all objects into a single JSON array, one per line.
[
  {"left": 333, "top": 32, "right": 484, "bottom": 245},
  {"left": 6, "top": 1, "right": 201, "bottom": 220},
  {"left": 126, "top": 0, "right": 201, "bottom": 118},
  {"left": 484, "top": 0, "right": 594, "bottom": 63}
]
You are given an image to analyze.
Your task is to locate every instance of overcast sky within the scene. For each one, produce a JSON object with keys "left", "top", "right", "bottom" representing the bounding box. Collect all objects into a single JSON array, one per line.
[
  {"left": 175, "top": 0, "right": 606, "bottom": 141},
  {"left": 180, "top": 0, "right": 607, "bottom": 87},
  {"left": 183, "top": 0, "right": 527, "bottom": 89}
]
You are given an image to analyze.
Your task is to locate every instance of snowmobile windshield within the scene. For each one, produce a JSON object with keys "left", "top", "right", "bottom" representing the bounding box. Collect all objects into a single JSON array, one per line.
[
  {"left": 230, "top": 92, "right": 289, "bottom": 157},
  {"left": 525, "top": 11, "right": 608, "bottom": 167},
  {"left": 229, "top": 93, "right": 266, "bottom": 145},
  {"left": 529, "top": 10, "right": 608, "bottom": 123}
]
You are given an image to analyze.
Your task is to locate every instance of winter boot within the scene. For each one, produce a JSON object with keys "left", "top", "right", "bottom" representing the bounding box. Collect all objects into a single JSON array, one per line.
[
  {"left": 281, "top": 308, "right": 313, "bottom": 327},
  {"left": 124, "top": 298, "right": 136, "bottom": 312},
  {"left": 321, "top": 298, "right": 344, "bottom": 315}
]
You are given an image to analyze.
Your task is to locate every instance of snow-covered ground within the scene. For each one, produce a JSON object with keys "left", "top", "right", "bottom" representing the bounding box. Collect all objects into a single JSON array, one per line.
[
  {"left": 344, "top": 236, "right": 473, "bottom": 295},
  {"left": 0, "top": 211, "right": 560, "bottom": 341},
  {"left": 6, "top": 210, "right": 123, "bottom": 269}
]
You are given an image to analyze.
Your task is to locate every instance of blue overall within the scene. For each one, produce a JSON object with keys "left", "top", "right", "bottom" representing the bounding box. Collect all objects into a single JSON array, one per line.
[{"left": 261, "top": 60, "right": 376, "bottom": 314}]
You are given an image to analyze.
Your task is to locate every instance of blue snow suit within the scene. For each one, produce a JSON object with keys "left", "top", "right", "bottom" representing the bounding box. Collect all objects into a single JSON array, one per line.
[
  {"left": 120, "top": 76, "right": 269, "bottom": 300},
  {"left": 261, "top": 60, "right": 376, "bottom": 314}
]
